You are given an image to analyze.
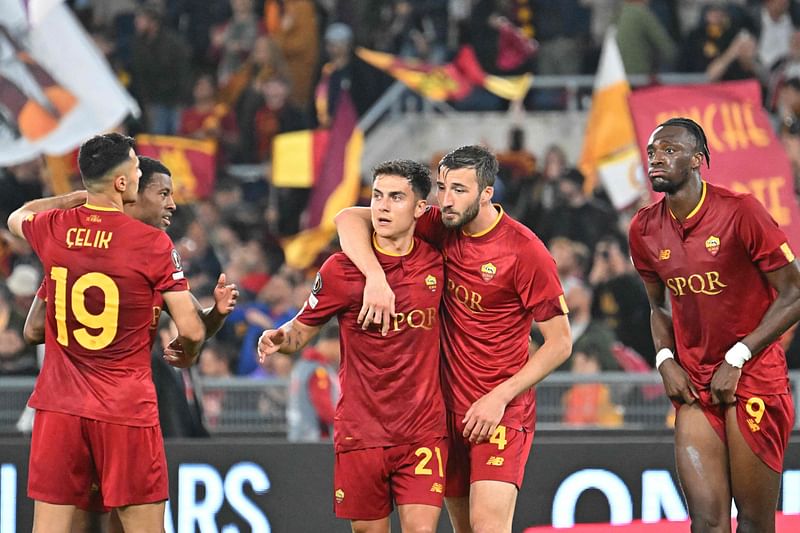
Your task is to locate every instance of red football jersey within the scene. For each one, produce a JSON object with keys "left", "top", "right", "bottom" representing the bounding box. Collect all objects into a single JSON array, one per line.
[
  {"left": 415, "top": 206, "right": 567, "bottom": 430},
  {"left": 295, "top": 237, "right": 446, "bottom": 452},
  {"left": 21, "top": 204, "right": 188, "bottom": 426},
  {"left": 629, "top": 182, "right": 793, "bottom": 394}
]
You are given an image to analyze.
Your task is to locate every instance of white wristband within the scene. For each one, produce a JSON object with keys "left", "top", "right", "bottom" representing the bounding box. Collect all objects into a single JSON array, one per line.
[
  {"left": 655, "top": 348, "right": 675, "bottom": 369},
  {"left": 724, "top": 342, "right": 752, "bottom": 368}
]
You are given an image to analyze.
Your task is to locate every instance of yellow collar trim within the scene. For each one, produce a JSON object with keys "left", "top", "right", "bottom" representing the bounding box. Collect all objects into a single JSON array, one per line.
[
  {"left": 463, "top": 204, "right": 504, "bottom": 237},
  {"left": 668, "top": 181, "right": 706, "bottom": 220},
  {"left": 83, "top": 203, "right": 121, "bottom": 212},
  {"left": 372, "top": 232, "right": 413, "bottom": 257}
]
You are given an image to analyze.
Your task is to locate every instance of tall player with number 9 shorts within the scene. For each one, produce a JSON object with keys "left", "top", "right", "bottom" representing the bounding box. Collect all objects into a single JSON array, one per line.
[{"left": 629, "top": 118, "right": 800, "bottom": 532}]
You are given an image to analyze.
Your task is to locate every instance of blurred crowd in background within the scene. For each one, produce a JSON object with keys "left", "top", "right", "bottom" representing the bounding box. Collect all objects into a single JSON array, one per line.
[{"left": 4, "top": 0, "right": 800, "bottom": 432}]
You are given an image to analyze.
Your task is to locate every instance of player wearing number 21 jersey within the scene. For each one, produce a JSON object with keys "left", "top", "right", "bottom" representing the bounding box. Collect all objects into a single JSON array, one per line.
[{"left": 258, "top": 160, "right": 446, "bottom": 532}]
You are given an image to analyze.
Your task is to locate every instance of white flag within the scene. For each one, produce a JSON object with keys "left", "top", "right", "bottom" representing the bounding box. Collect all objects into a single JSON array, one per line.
[{"left": 0, "top": 0, "right": 139, "bottom": 165}]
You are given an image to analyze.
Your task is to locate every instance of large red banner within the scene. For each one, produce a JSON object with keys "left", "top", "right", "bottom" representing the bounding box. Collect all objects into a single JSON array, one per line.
[{"left": 628, "top": 80, "right": 800, "bottom": 249}]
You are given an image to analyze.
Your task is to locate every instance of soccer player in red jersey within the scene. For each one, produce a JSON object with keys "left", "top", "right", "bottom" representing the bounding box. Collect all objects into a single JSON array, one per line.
[
  {"left": 629, "top": 117, "right": 800, "bottom": 532},
  {"left": 258, "top": 160, "right": 447, "bottom": 533},
  {"left": 7, "top": 134, "right": 206, "bottom": 533},
  {"left": 21, "top": 155, "right": 238, "bottom": 533},
  {"left": 335, "top": 145, "right": 572, "bottom": 533}
]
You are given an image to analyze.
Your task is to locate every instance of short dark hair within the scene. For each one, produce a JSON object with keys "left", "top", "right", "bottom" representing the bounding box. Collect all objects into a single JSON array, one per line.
[
  {"left": 372, "top": 159, "right": 431, "bottom": 200},
  {"left": 438, "top": 145, "right": 499, "bottom": 190},
  {"left": 138, "top": 156, "right": 171, "bottom": 190},
  {"left": 657, "top": 117, "right": 711, "bottom": 168},
  {"left": 77, "top": 133, "right": 135, "bottom": 184}
]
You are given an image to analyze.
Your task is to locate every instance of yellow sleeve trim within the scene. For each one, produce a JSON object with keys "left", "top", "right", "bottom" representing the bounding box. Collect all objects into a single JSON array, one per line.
[
  {"left": 558, "top": 294, "right": 569, "bottom": 314},
  {"left": 781, "top": 242, "right": 795, "bottom": 263}
]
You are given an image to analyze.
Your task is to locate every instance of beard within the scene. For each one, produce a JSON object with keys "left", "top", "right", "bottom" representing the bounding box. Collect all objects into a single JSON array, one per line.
[
  {"left": 651, "top": 178, "right": 679, "bottom": 194},
  {"left": 442, "top": 195, "right": 481, "bottom": 229}
]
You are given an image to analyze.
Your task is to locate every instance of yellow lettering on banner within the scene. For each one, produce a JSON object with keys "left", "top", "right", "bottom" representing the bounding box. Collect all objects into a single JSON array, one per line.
[
  {"left": 653, "top": 103, "right": 769, "bottom": 152},
  {"left": 743, "top": 103, "right": 770, "bottom": 147},
  {"left": 720, "top": 103, "right": 749, "bottom": 150},
  {"left": 731, "top": 178, "right": 790, "bottom": 226}
]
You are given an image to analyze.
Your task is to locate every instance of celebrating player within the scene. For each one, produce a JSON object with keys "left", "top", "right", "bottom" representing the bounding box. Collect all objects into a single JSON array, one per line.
[
  {"left": 258, "top": 160, "right": 446, "bottom": 532},
  {"left": 335, "top": 145, "right": 571, "bottom": 533},
  {"left": 7, "top": 133, "right": 206, "bottom": 533},
  {"left": 629, "top": 117, "right": 800, "bottom": 532}
]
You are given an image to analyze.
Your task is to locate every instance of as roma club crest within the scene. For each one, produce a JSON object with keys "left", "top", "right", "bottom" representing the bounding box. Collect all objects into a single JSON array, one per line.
[
  {"left": 425, "top": 274, "right": 437, "bottom": 292},
  {"left": 480, "top": 262, "right": 496, "bottom": 282},
  {"left": 705, "top": 235, "right": 720, "bottom": 256}
]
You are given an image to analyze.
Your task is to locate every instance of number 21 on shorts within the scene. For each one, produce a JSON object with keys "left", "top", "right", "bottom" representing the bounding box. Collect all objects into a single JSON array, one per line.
[{"left": 414, "top": 446, "right": 444, "bottom": 476}]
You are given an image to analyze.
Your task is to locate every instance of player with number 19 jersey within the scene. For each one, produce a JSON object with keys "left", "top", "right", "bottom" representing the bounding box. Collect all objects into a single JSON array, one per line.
[{"left": 21, "top": 204, "right": 187, "bottom": 427}]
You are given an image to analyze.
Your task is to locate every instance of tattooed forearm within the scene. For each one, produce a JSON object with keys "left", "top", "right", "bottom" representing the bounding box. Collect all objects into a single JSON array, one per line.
[{"left": 284, "top": 329, "right": 304, "bottom": 352}]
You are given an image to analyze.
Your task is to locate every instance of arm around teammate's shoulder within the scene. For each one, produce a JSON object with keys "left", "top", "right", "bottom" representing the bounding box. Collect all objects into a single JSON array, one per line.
[{"left": 6, "top": 190, "right": 87, "bottom": 238}]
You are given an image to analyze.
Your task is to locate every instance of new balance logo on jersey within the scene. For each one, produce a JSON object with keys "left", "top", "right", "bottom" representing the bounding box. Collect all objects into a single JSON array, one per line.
[
  {"left": 430, "top": 483, "right": 443, "bottom": 493},
  {"left": 746, "top": 418, "right": 761, "bottom": 433},
  {"left": 486, "top": 456, "right": 504, "bottom": 466},
  {"left": 659, "top": 249, "right": 671, "bottom": 261}
]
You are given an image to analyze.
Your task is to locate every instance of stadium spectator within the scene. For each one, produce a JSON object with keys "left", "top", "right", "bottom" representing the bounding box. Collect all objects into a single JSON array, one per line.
[
  {"left": 131, "top": 1, "right": 192, "bottom": 134},
  {"left": 209, "top": 0, "right": 263, "bottom": 85},
  {"left": 264, "top": 0, "right": 320, "bottom": 108},
  {"left": 615, "top": 0, "right": 677, "bottom": 75},
  {"left": 286, "top": 320, "right": 341, "bottom": 442},
  {"left": 588, "top": 233, "right": 654, "bottom": 365}
]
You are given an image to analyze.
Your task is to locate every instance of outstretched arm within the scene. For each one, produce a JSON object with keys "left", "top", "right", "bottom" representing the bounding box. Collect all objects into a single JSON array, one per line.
[
  {"left": 462, "top": 313, "right": 571, "bottom": 444},
  {"left": 334, "top": 207, "right": 395, "bottom": 334},
  {"left": 195, "top": 273, "right": 239, "bottom": 339},
  {"left": 257, "top": 318, "right": 322, "bottom": 361},
  {"left": 7, "top": 190, "right": 87, "bottom": 238},
  {"left": 643, "top": 280, "right": 698, "bottom": 405},
  {"left": 710, "top": 261, "right": 800, "bottom": 404}
]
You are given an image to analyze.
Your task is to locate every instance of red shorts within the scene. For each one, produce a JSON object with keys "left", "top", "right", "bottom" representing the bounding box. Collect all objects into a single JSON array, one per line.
[
  {"left": 676, "top": 391, "right": 794, "bottom": 473},
  {"left": 445, "top": 410, "right": 533, "bottom": 498},
  {"left": 334, "top": 437, "right": 448, "bottom": 520},
  {"left": 28, "top": 410, "right": 168, "bottom": 509}
]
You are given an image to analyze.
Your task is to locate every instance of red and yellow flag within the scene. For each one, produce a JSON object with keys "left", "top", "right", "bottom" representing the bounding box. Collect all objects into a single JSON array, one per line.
[
  {"left": 356, "top": 45, "right": 532, "bottom": 103},
  {"left": 281, "top": 90, "right": 364, "bottom": 269},
  {"left": 271, "top": 129, "right": 329, "bottom": 188},
  {"left": 135, "top": 135, "right": 217, "bottom": 203}
]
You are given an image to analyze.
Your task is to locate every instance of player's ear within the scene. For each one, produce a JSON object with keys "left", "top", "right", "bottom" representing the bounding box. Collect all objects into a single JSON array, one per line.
[
  {"left": 113, "top": 173, "right": 127, "bottom": 193},
  {"left": 481, "top": 185, "right": 494, "bottom": 204},
  {"left": 414, "top": 198, "right": 427, "bottom": 219},
  {"left": 691, "top": 152, "right": 703, "bottom": 170}
]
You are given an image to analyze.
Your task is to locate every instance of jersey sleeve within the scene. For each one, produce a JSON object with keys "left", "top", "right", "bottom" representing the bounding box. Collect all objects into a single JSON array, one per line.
[
  {"left": 36, "top": 279, "right": 47, "bottom": 300},
  {"left": 295, "top": 256, "right": 352, "bottom": 327},
  {"left": 148, "top": 231, "right": 190, "bottom": 293},
  {"left": 736, "top": 194, "right": 795, "bottom": 272},
  {"left": 414, "top": 206, "right": 447, "bottom": 249},
  {"left": 20, "top": 209, "right": 57, "bottom": 258},
  {"left": 628, "top": 212, "right": 661, "bottom": 283},
  {"left": 515, "top": 237, "right": 568, "bottom": 322}
]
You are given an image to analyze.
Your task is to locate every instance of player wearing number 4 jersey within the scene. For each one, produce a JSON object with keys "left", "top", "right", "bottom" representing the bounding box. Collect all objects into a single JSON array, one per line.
[
  {"left": 335, "top": 145, "right": 572, "bottom": 533},
  {"left": 258, "top": 160, "right": 446, "bottom": 533},
  {"left": 629, "top": 118, "right": 800, "bottom": 533},
  {"left": 7, "top": 133, "right": 206, "bottom": 533}
]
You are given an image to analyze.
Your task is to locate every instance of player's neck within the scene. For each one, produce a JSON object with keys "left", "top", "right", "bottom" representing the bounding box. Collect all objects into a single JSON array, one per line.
[
  {"left": 373, "top": 232, "right": 414, "bottom": 257},
  {"left": 666, "top": 178, "right": 704, "bottom": 222},
  {"left": 85, "top": 191, "right": 124, "bottom": 212},
  {"left": 462, "top": 203, "right": 500, "bottom": 236}
]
